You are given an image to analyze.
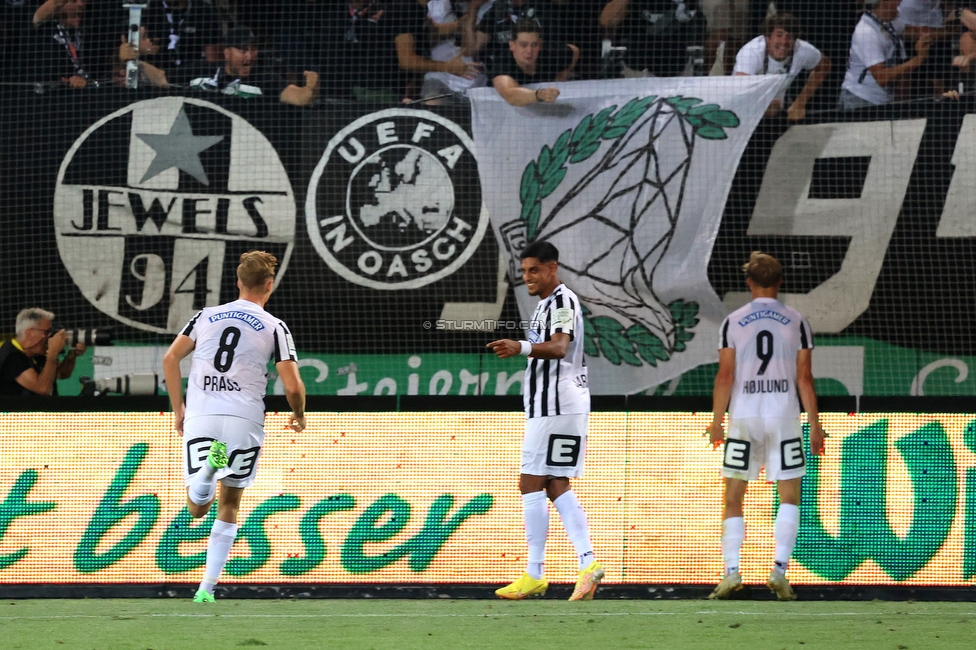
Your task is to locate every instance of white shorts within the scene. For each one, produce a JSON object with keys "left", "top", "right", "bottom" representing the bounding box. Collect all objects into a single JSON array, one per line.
[
  {"left": 521, "top": 413, "right": 589, "bottom": 478},
  {"left": 183, "top": 415, "right": 266, "bottom": 489},
  {"left": 721, "top": 417, "right": 806, "bottom": 482}
]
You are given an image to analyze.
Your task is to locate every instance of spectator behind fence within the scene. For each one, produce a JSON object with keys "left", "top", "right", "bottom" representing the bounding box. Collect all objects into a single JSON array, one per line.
[
  {"left": 418, "top": 0, "right": 489, "bottom": 103},
  {"left": 318, "top": 0, "right": 429, "bottom": 103},
  {"left": 896, "top": 0, "right": 960, "bottom": 97},
  {"left": 29, "top": 0, "right": 92, "bottom": 88},
  {"left": 0, "top": 308, "right": 84, "bottom": 397},
  {"left": 134, "top": 26, "right": 320, "bottom": 105},
  {"left": 600, "top": 0, "right": 708, "bottom": 77},
  {"left": 462, "top": 0, "right": 574, "bottom": 80},
  {"left": 702, "top": 0, "right": 751, "bottom": 75},
  {"left": 489, "top": 17, "right": 578, "bottom": 106},
  {"left": 733, "top": 13, "right": 831, "bottom": 121},
  {"left": 839, "top": 0, "right": 934, "bottom": 109},
  {"left": 396, "top": 0, "right": 485, "bottom": 101},
  {"left": 952, "top": 7, "right": 976, "bottom": 71},
  {"left": 135, "top": 0, "right": 224, "bottom": 84}
]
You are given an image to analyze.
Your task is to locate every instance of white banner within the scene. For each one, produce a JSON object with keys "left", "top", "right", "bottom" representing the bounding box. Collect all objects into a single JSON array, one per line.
[{"left": 470, "top": 77, "right": 781, "bottom": 394}]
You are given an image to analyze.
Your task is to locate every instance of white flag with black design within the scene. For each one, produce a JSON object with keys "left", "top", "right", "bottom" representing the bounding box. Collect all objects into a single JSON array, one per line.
[{"left": 470, "top": 76, "right": 781, "bottom": 395}]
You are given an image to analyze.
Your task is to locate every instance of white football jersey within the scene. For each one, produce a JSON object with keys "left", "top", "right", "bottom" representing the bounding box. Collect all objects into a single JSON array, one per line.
[
  {"left": 524, "top": 283, "right": 590, "bottom": 419},
  {"left": 180, "top": 299, "right": 297, "bottom": 425},
  {"left": 719, "top": 297, "right": 813, "bottom": 419}
]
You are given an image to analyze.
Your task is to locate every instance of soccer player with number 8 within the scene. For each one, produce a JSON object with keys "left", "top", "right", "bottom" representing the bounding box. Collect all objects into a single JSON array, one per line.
[{"left": 163, "top": 250, "right": 306, "bottom": 603}]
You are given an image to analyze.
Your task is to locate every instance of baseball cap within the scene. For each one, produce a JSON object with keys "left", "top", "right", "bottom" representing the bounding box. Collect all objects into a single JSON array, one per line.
[{"left": 225, "top": 26, "right": 257, "bottom": 50}]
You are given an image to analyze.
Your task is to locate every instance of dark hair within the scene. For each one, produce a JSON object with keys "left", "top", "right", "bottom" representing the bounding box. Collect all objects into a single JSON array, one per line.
[
  {"left": 762, "top": 12, "right": 801, "bottom": 38},
  {"left": 520, "top": 241, "right": 559, "bottom": 263},
  {"left": 511, "top": 16, "right": 543, "bottom": 41}
]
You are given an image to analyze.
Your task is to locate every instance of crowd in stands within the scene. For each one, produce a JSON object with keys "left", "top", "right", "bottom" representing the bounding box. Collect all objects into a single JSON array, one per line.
[{"left": 1, "top": 0, "right": 974, "bottom": 114}]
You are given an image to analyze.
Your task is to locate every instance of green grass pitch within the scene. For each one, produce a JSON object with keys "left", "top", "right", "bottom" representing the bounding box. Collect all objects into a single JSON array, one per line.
[{"left": 0, "top": 598, "right": 969, "bottom": 649}]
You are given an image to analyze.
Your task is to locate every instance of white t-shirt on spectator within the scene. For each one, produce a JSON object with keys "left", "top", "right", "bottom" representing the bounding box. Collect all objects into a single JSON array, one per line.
[
  {"left": 898, "top": 0, "right": 945, "bottom": 28},
  {"left": 424, "top": 0, "right": 489, "bottom": 93},
  {"left": 841, "top": 12, "right": 907, "bottom": 105},
  {"left": 733, "top": 35, "right": 822, "bottom": 101}
]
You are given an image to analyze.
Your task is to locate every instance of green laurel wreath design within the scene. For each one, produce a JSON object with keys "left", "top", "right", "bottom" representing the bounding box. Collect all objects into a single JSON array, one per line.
[
  {"left": 582, "top": 300, "right": 700, "bottom": 367},
  {"left": 519, "top": 96, "right": 740, "bottom": 240},
  {"left": 519, "top": 95, "right": 734, "bottom": 367}
]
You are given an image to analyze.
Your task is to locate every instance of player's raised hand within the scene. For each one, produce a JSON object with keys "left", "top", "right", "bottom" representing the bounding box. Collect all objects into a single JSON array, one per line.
[
  {"left": 487, "top": 339, "right": 520, "bottom": 358},
  {"left": 287, "top": 412, "right": 306, "bottom": 433},
  {"left": 809, "top": 420, "right": 826, "bottom": 456},
  {"left": 707, "top": 420, "right": 725, "bottom": 449},
  {"left": 173, "top": 403, "right": 185, "bottom": 437}
]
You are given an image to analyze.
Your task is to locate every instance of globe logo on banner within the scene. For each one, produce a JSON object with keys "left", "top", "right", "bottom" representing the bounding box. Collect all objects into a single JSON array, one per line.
[
  {"left": 52, "top": 97, "right": 295, "bottom": 333},
  {"left": 305, "top": 109, "right": 488, "bottom": 290}
]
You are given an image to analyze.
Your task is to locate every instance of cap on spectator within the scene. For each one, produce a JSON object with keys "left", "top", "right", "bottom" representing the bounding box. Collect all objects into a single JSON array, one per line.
[{"left": 225, "top": 26, "right": 257, "bottom": 50}]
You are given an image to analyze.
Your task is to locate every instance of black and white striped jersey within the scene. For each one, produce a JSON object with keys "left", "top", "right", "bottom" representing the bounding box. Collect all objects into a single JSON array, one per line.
[
  {"left": 719, "top": 297, "right": 813, "bottom": 419},
  {"left": 523, "top": 283, "right": 590, "bottom": 419},
  {"left": 179, "top": 298, "right": 297, "bottom": 425}
]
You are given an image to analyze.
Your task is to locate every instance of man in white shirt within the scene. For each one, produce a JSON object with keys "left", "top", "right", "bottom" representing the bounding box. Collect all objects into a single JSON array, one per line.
[
  {"left": 707, "top": 252, "right": 825, "bottom": 601},
  {"left": 733, "top": 12, "right": 831, "bottom": 121},
  {"left": 163, "top": 250, "right": 306, "bottom": 603},
  {"left": 839, "top": 0, "right": 933, "bottom": 109}
]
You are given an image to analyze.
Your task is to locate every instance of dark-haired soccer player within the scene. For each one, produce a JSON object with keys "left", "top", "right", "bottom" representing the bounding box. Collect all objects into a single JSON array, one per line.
[
  {"left": 487, "top": 240, "right": 602, "bottom": 601},
  {"left": 163, "top": 250, "right": 306, "bottom": 603},
  {"left": 707, "top": 252, "right": 825, "bottom": 600}
]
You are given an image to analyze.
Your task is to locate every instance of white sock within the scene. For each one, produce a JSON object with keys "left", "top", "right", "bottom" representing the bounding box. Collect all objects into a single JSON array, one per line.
[
  {"left": 522, "top": 491, "right": 548, "bottom": 579},
  {"left": 187, "top": 463, "right": 218, "bottom": 507},
  {"left": 552, "top": 490, "right": 595, "bottom": 569},
  {"left": 199, "top": 519, "right": 238, "bottom": 594},
  {"left": 722, "top": 517, "right": 745, "bottom": 576},
  {"left": 773, "top": 504, "right": 800, "bottom": 575}
]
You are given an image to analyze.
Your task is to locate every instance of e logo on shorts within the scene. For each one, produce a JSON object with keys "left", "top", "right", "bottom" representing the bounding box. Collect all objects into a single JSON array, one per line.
[
  {"left": 226, "top": 447, "right": 261, "bottom": 479},
  {"left": 547, "top": 435, "right": 581, "bottom": 466},
  {"left": 186, "top": 437, "right": 215, "bottom": 474},
  {"left": 723, "top": 440, "right": 751, "bottom": 470},
  {"left": 781, "top": 438, "right": 806, "bottom": 470}
]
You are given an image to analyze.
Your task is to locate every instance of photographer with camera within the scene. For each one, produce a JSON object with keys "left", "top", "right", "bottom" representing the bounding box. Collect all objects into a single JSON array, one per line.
[{"left": 0, "top": 307, "right": 85, "bottom": 397}]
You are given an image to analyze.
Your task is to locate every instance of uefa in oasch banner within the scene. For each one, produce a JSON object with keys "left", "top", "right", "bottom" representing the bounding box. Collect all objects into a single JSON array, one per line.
[
  {"left": 0, "top": 411, "right": 974, "bottom": 587},
  {"left": 3, "top": 87, "right": 976, "bottom": 396}
]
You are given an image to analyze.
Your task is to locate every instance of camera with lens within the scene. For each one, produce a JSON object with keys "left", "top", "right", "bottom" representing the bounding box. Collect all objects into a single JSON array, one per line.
[
  {"left": 79, "top": 373, "right": 157, "bottom": 397},
  {"left": 59, "top": 327, "right": 113, "bottom": 347}
]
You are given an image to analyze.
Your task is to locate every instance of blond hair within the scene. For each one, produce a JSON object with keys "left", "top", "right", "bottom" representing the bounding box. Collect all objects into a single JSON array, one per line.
[
  {"left": 742, "top": 251, "right": 782, "bottom": 288},
  {"left": 237, "top": 250, "right": 277, "bottom": 290}
]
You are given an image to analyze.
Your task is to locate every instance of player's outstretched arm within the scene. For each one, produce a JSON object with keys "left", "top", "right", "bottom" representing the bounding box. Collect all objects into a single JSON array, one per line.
[
  {"left": 487, "top": 333, "right": 569, "bottom": 359},
  {"left": 276, "top": 359, "right": 306, "bottom": 432},
  {"left": 709, "top": 348, "right": 735, "bottom": 447},
  {"left": 796, "top": 348, "right": 825, "bottom": 455},
  {"left": 163, "top": 334, "right": 195, "bottom": 436}
]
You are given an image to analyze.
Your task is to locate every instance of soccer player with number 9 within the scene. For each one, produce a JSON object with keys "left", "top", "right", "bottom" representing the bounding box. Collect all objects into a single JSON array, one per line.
[
  {"left": 707, "top": 252, "right": 825, "bottom": 601},
  {"left": 163, "top": 250, "right": 306, "bottom": 603}
]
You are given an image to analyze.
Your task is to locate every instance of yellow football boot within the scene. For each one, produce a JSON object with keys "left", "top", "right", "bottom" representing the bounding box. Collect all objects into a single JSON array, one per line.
[{"left": 495, "top": 572, "right": 549, "bottom": 600}]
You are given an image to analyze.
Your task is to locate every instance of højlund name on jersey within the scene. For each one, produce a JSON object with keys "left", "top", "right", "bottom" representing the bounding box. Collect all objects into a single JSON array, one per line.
[
  {"left": 203, "top": 375, "right": 241, "bottom": 391},
  {"left": 737, "top": 310, "right": 792, "bottom": 327},
  {"left": 208, "top": 311, "right": 265, "bottom": 331},
  {"left": 742, "top": 379, "right": 790, "bottom": 394}
]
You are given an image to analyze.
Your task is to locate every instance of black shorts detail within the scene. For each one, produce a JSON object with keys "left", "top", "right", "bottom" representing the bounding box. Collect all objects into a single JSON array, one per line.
[
  {"left": 781, "top": 438, "right": 806, "bottom": 470},
  {"left": 723, "top": 439, "right": 751, "bottom": 471},
  {"left": 226, "top": 446, "right": 262, "bottom": 480},
  {"left": 546, "top": 435, "right": 582, "bottom": 466},
  {"left": 185, "top": 437, "right": 216, "bottom": 475}
]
